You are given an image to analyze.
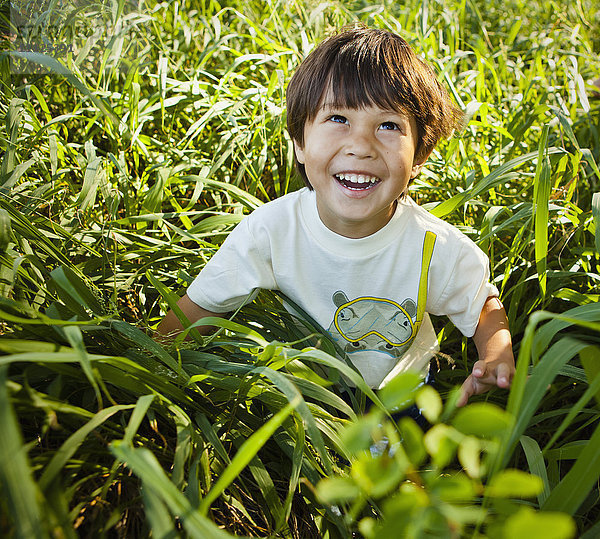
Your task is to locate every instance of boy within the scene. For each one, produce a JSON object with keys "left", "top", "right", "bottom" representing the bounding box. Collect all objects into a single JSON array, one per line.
[{"left": 158, "top": 26, "right": 514, "bottom": 408}]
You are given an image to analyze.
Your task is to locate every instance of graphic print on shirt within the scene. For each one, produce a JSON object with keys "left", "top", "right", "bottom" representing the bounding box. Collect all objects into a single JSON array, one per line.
[{"left": 326, "top": 290, "right": 418, "bottom": 359}]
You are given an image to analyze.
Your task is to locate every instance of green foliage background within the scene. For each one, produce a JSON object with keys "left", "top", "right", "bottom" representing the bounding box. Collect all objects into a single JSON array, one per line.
[{"left": 0, "top": 0, "right": 600, "bottom": 537}]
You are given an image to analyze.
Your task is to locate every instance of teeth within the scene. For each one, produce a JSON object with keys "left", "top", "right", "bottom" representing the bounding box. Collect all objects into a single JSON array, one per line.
[{"left": 336, "top": 173, "right": 379, "bottom": 184}]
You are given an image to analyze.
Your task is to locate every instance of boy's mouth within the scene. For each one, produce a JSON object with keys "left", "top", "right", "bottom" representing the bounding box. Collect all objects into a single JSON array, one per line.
[{"left": 334, "top": 173, "right": 380, "bottom": 191}]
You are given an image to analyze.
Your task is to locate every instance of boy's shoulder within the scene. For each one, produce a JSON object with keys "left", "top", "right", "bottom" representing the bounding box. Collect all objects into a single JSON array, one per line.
[{"left": 245, "top": 187, "right": 308, "bottom": 224}]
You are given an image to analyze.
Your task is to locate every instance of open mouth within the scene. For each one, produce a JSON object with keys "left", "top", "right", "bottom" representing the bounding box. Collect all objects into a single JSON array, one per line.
[{"left": 334, "top": 173, "right": 380, "bottom": 191}]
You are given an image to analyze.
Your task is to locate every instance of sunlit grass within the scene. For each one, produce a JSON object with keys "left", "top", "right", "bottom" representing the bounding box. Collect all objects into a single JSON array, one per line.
[{"left": 0, "top": 0, "right": 599, "bottom": 536}]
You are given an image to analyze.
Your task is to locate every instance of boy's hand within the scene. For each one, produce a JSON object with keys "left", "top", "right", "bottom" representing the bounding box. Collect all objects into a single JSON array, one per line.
[
  {"left": 457, "top": 358, "right": 514, "bottom": 407},
  {"left": 457, "top": 296, "right": 515, "bottom": 407}
]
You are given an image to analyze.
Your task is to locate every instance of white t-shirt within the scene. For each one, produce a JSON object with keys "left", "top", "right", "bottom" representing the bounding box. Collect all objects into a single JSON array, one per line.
[{"left": 188, "top": 188, "right": 498, "bottom": 388}]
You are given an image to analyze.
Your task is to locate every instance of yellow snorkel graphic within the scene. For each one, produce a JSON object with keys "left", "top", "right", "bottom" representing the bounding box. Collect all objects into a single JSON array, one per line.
[
  {"left": 326, "top": 231, "right": 437, "bottom": 359},
  {"left": 333, "top": 295, "right": 416, "bottom": 346}
]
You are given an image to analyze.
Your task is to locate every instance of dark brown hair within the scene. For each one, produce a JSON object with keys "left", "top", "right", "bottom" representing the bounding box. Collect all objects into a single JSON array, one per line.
[{"left": 286, "top": 26, "right": 464, "bottom": 187}]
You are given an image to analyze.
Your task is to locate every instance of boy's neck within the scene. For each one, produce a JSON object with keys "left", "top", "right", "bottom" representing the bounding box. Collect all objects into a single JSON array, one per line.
[{"left": 315, "top": 198, "right": 399, "bottom": 239}]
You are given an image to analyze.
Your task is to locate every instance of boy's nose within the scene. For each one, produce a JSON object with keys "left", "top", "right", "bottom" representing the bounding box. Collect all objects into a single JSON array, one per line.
[{"left": 344, "top": 129, "right": 377, "bottom": 159}]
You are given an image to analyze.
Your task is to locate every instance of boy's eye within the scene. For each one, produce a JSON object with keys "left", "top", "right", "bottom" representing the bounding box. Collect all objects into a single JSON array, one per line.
[
  {"left": 329, "top": 114, "right": 348, "bottom": 124},
  {"left": 380, "top": 121, "right": 400, "bottom": 131}
]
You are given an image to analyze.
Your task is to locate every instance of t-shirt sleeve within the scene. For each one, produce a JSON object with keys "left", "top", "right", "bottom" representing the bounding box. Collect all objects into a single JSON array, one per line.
[
  {"left": 427, "top": 236, "right": 498, "bottom": 337},
  {"left": 186, "top": 216, "right": 276, "bottom": 312}
]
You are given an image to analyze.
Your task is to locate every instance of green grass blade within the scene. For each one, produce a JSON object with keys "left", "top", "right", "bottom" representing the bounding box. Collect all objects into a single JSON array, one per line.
[
  {"left": 533, "top": 131, "right": 551, "bottom": 298},
  {"left": 252, "top": 366, "right": 334, "bottom": 475},
  {"left": 580, "top": 519, "right": 600, "bottom": 539},
  {"left": 592, "top": 193, "right": 600, "bottom": 255},
  {"left": 580, "top": 345, "right": 600, "bottom": 405},
  {"left": 39, "top": 404, "right": 135, "bottom": 491},
  {"left": 247, "top": 453, "right": 286, "bottom": 527},
  {"left": 199, "top": 400, "right": 296, "bottom": 514},
  {"left": 542, "top": 420, "right": 600, "bottom": 515},
  {"left": 195, "top": 412, "right": 231, "bottom": 465},
  {"left": 0, "top": 366, "right": 48, "bottom": 539},
  {"left": 50, "top": 266, "right": 105, "bottom": 316},
  {"left": 180, "top": 176, "right": 263, "bottom": 210},
  {"left": 520, "top": 435, "right": 550, "bottom": 506},
  {"left": 109, "top": 320, "right": 188, "bottom": 379},
  {"left": 531, "top": 304, "right": 600, "bottom": 362},
  {"left": 146, "top": 271, "right": 204, "bottom": 345},
  {"left": 186, "top": 317, "right": 269, "bottom": 347},
  {"left": 278, "top": 416, "right": 305, "bottom": 530},
  {"left": 111, "top": 441, "right": 234, "bottom": 538},
  {"left": 141, "top": 485, "right": 180, "bottom": 538},
  {"left": 122, "top": 394, "right": 155, "bottom": 445},
  {"left": 542, "top": 371, "right": 600, "bottom": 452},
  {"left": 5, "top": 51, "right": 123, "bottom": 134},
  {"left": 430, "top": 148, "right": 562, "bottom": 218},
  {"left": 62, "top": 325, "right": 103, "bottom": 408},
  {"left": 498, "top": 337, "right": 589, "bottom": 471}
]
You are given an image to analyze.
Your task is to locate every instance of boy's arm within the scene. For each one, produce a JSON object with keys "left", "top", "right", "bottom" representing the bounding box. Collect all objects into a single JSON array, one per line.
[
  {"left": 156, "top": 294, "right": 223, "bottom": 341},
  {"left": 457, "top": 296, "right": 515, "bottom": 407}
]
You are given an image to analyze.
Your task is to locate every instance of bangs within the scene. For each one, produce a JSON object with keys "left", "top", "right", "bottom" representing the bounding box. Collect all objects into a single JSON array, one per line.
[{"left": 320, "top": 42, "right": 417, "bottom": 116}]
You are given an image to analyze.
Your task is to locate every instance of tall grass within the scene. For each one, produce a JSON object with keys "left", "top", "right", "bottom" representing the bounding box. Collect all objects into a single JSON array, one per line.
[{"left": 1, "top": 0, "right": 599, "bottom": 536}]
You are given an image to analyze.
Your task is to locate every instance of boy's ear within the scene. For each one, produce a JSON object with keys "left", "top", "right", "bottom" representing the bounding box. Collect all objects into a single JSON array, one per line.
[
  {"left": 293, "top": 140, "right": 305, "bottom": 165},
  {"left": 410, "top": 148, "right": 433, "bottom": 178}
]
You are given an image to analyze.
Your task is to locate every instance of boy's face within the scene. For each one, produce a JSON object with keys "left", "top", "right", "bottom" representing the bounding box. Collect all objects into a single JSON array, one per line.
[{"left": 294, "top": 92, "right": 428, "bottom": 238}]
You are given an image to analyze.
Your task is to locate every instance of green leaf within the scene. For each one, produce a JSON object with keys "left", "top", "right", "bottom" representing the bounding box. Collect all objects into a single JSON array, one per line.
[
  {"left": 122, "top": 394, "right": 155, "bottom": 445},
  {"left": 452, "top": 402, "right": 513, "bottom": 439},
  {"left": 543, "top": 371, "right": 600, "bottom": 451},
  {"left": 533, "top": 128, "right": 551, "bottom": 297},
  {"left": 252, "top": 366, "right": 334, "bottom": 475},
  {"left": 141, "top": 486, "right": 178, "bottom": 538},
  {"left": 431, "top": 473, "right": 476, "bottom": 502},
  {"left": 378, "top": 371, "right": 422, "bottom": 412},
  {"left": 499, "top": 334, "right": 592, "bottom": 472},
  {"left": 317, "top": 476, "right": 361, "bottom": 504},
  {"left": 423, "top": 424, "right": 459, "bottom": 468},
  {"left": 430, "top": 148, "right": 562, "bottom": 218},
  {"left": 397, "top": 417, "right": 426, "bottom": 466},
  {"left": 503, "top": 507, "right": 576, "bottom": 539},
  {"left": 0, "top": 208, "right": 12, "bottom": 251},
  {"left": 7, "top": 52, "right": 123, "bottom": 133},
  {"left": 278, "top": 417, "right": 305, "bottom": 530},
  {"left": 351, "top": 452, "right": 407, "bottom": 498},
  {"left": 62, "top": 325, "right": 102, "bottom": 407},
  {"left": 458, "top": 436, "right": 483, "bottom": 479},
  {"left": 486, "top": 469, "right": 543, "bottom": 498},
  {"left": 180, "top": 176, "right": 263, "bottom": 211},
  {"left": 110, "top": 320, "right": 187, "bottom": 380},
  {"left": 340, "top": 413, "right": 382, "bottom": 455},
  {"left": 415, "top": 384, "right": 442, "bottom": 423},
  {"left": 50, "top": 266, "right": 105, "bottom": 317},
  {"left": 247, "top": 453, "right": 286, "bottom": 526}
]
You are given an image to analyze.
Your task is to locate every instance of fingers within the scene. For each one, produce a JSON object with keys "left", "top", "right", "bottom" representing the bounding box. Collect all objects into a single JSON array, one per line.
[
  {"left": 495, "top": 362, "right": 513, "bottom": 388},
  {"left": 457, "top": 374, "right": 486, "bottom": 407},
  {"left": 471, "top": 360, "right": 487, "bottom": 379},
  {"left": 457, "top": 376, "right": 474, "bottom": 407},
  {"left": 457, "top": 360, "right": 514, "bottom": 407}
]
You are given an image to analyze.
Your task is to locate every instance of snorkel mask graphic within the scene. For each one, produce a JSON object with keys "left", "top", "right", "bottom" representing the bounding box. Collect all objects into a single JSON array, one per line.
[{"left": 332, "top": 291, "right": 417, "bottom": 346}]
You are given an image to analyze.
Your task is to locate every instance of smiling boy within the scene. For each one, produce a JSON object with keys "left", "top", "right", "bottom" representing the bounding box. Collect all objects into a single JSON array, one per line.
[{"left": 158, "top": 26, "right": 515, "bottom": 407}]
